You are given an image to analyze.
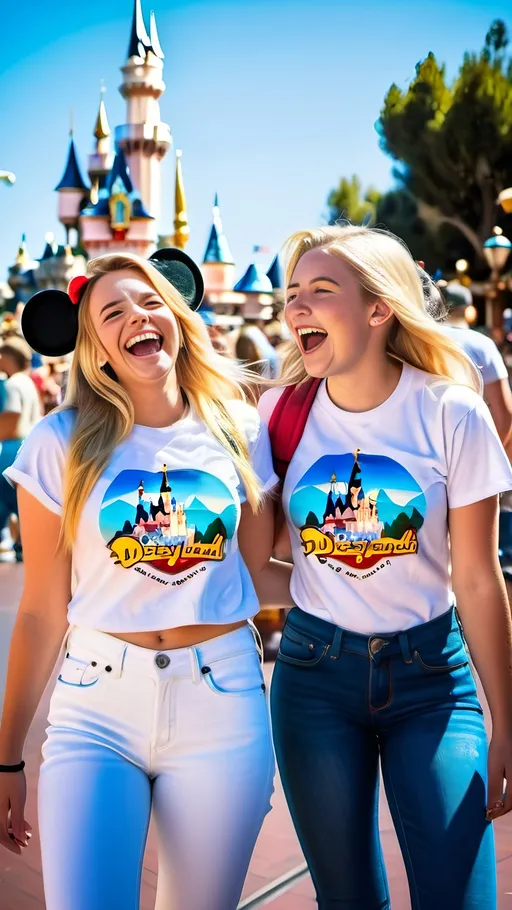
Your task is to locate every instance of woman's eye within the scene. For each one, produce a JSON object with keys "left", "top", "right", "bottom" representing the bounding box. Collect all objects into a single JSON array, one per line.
[
  {"left": 146, "top": 300, "right": 163, "bottom": 308},
  {"left": 314, "top": 287, "right": 332, "bottom": 294},
  {"left": 104, "top": 310, "right": 122, "bottom": 321},
  {"left": 286, "top": 294, "right": 296, "bottom": 304}
]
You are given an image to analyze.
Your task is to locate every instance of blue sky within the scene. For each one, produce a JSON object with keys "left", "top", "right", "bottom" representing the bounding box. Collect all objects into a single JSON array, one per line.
[{"left": 0, "top": 0, "right": 509, "bottom": 283}]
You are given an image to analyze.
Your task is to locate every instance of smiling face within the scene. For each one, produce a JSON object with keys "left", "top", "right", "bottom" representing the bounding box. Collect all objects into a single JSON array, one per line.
[
  {"left": 87, "top": 269, "right": 181, "bottom": 388},
  {"left": 285, "top": 247, "right": 388, "bottom": 378}
]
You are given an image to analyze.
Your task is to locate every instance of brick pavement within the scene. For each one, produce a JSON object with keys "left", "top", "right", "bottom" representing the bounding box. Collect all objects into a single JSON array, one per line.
[{"left": 2, "top": 562, "right": 512, "bottom": 908}]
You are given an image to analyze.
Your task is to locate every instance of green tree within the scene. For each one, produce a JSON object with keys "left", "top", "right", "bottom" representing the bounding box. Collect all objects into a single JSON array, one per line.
[
  {"left": 377, "top": 20, "right": 512, "bottom": 269},
  {"left": 327, "top": 175, "right": 381, "bottom": 226}
]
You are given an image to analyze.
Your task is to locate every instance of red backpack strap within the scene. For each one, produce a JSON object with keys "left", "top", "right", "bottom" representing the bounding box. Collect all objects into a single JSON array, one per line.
[{"left": 268, "top": 378, "right": 321, "bottom": 481}]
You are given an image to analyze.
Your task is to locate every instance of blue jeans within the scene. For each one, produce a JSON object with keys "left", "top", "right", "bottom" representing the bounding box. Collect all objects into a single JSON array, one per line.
[{"left": 271, "top": 606, "right": 495, "bottom": 910}]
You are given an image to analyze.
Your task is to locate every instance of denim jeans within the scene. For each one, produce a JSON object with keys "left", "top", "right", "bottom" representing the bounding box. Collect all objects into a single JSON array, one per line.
[{"left": 271, "top": 606, "right": 495, "bottom": 910}]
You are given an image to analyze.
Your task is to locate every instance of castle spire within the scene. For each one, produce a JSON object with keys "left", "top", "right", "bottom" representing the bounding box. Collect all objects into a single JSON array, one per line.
[
  {"left": 55, "top": 136, "right": 88, "bottom": 192},
  {"left": 149, "top": 10, "right": 164, "bottom": 59},
  {"left": 160, "top": 464, "right": 171, "bottom": 493},
  {"left": 173, "top": 150, "right": 189, "bottom": 249},
  {"left": 203, "top": 194, "right": 234, "bottom": 264},
  {"left": 94, "top": 88, "right": 111, "bottom": 141},
  {"left": 127, "top": 0, "right": 150, "bottom": 60}
]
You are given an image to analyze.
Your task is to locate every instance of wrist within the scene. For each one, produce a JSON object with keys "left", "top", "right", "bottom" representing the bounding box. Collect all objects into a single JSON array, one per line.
[{"left": 0, "top": 735, "right": 24, "bottom": 766}]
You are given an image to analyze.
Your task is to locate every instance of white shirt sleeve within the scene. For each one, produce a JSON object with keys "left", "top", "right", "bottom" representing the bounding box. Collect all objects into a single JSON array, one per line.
[
  {"left": 476, "top": 334, "right": 509, "bottom": 385},
  {"left": 3, "top": 376, "right": 23, "bottom": 414},
  {"left": 226, "top": 400, "right": 279, "bottom": 500},
  {"left": 2, "top": 410, "right": 72, "bottom": 515},
  {"left": 446, "top": 396, "right": 512, "bottom": 509}
]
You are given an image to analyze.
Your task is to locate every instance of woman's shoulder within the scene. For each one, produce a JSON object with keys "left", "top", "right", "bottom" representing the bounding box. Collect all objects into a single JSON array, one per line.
[
  {"left": 257, "top": 386, "right": 287, "bottom": 425},
  {"left": 415, "top": 369, "right": 484, "bottom": 423},
  {"left": 223, "top": 398, "right": 264, "bottom": 444},
  {"left": 27, "top": 406, "right": 76, "bottom": 446}
]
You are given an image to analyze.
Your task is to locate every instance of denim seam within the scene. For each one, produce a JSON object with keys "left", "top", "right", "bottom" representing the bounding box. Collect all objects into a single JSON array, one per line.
[
  {"left": 369, "top": 662, "right": 393, "bottom": 714},
  {"left": 384, "top": 762, "right": 421, "bottom": 908}
]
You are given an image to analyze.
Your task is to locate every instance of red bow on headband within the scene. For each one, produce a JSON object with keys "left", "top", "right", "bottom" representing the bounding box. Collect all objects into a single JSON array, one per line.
[{"left": 68, "top": 275, "right": 89, "bottom": 305}]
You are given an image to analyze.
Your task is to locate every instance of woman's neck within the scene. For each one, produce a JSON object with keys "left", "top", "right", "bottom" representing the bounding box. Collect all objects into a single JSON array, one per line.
[
  {"left": 126, "top": 377, "right": 186, "bottom": 428},
  {"left": 326, "top": 355, "right": 403, "bottom": 414}
]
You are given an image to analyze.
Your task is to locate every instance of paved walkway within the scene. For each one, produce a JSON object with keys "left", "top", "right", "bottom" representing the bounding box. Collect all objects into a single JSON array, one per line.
[{"left": 1, "top": 562, "right": 512, "bottom": 908}]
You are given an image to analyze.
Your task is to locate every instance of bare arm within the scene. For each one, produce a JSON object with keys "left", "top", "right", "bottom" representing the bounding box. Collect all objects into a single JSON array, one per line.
[
  {"left": 0, "top": 412, "right": 20, "bottom": 441},
  {"left": 238, "top": 497, "right": 294, "bottom": 608},
  {"left": 0, "top": 487, "right": 71, "bottom": 764},
  {"left": 450, "top": 495, "right": 512, "bottom": 816},
  {"left": 485, "top": 379, "right": 512, "bottom": 452}
]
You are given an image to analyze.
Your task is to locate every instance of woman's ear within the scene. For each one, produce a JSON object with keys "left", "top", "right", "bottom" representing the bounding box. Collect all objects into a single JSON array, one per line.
[{"left": 369, "top": 298, "right": 394, "bottom": 327}]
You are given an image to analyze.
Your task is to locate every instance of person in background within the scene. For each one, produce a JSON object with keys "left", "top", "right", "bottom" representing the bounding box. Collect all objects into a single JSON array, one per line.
[
  {"left": 0, "top": 337, "right": 42, "bottom": 560},
  {"left": 441, "top": 282, "right": 512, "bottom": 452}
]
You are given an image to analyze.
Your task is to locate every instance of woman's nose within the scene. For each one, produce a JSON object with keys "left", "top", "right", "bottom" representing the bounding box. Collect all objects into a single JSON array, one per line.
[
  {"left": 128, "top": 307, "right": 150, "bottom": 325},
  {"left": 287, "top": 294, "right": 312, "bottom": 318}
]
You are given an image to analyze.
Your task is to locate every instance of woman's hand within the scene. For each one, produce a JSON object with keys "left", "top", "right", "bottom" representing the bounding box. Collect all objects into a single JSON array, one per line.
[
  {"left": 486, "top": 732, "right": 512, "bottom": 821},
  {"left": 0, "top": 770, "right": 32, "bottom": 854}
]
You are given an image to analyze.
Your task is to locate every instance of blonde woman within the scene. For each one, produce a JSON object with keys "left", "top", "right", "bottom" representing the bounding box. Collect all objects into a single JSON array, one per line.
[
  {"left": 0, "top": 249, "right": 277, "bottom": 910},
  {"left": 258, "top": 226, "right": 512, "bottom": 909}
]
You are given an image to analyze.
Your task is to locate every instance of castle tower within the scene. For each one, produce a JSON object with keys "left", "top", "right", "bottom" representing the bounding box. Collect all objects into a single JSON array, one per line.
[
  {"left": 7, "top": 234, "right": 39, "bottom": 304},
  {"left": 138, "top": 479, "right": 144, "bottom": 501},
  {"left": 330, "top": 472, "right": 337, "bottom": 495},
  {"left": 266, "top": 253, "right": 283, "bottom": 290},
  {"left": 160, "top": 463, "right": 171, "bottom": 514},
  {"left": 88, "top": 88, "right": 114, "bottom": 206},
  {"left": 115, "top": 0, "right": 171, "bottom": 230},
  {"left": 55, "top": 133, "right": 89, "bottom": 244},
  {"left": 346, "top": 449, "right": 364, "bottom": 510},
  {"left": 202, "top": 194, "right": 236, "bottom": 293}
]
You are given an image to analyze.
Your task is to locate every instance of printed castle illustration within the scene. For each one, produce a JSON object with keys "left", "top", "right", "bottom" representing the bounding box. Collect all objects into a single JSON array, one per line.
[
  {"left": 319, "top": 449, "right": 384, "bottom": 543},
  {"left": 114, "top": 464, "right": 195, "bottom": 548}
]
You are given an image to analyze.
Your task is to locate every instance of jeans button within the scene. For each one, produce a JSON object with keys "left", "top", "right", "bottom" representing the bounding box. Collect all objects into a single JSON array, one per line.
[
  {"left": 155, "top": 653, "right": 170, "bottom": 669},
  {"left": 369, "top": 637, "right": 389, "bottom": 655}
]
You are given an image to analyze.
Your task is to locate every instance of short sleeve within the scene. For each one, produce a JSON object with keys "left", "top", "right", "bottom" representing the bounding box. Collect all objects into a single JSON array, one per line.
[
  {"left": 478, "top": 336, "right": 509, "bottom": 385},
  {"left": 257, "top": 387, "right": 285, "bottom": 425},
  {"left": 3, "top": 377, "right": 23, "bottom": 414},
  {"left": 447, "top": 397, "right": 512, "bottom": 509},
  {"left": 226, "top": 400, "right": 279, "bottom": 500},
  {"left": 2, "top": 410, "right": 73, "bottom": 515}
]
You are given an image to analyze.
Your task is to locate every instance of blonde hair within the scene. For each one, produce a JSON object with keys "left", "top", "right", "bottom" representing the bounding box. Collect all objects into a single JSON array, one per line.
[
  {"left": 59, "top": 253, "right": 261, "bottom": 549},
  {"left": 279, "top": 225, "right": 480, "bottom": 392}
]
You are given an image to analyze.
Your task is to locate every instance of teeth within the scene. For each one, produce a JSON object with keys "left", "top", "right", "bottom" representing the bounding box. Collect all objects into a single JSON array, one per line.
[
  {"left": 125, "top": 332, "right": 161, "bottom": 350},
  {"left": 297, "top": 328, "right": 327, "bottom": 337}
]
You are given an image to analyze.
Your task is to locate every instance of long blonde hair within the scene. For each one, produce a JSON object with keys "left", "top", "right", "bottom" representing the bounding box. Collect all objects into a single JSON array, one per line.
[
  {"left": 60, "top": 253, "right": 261, "bottom": 549},
  {"left": 279, "top": 225, "right": 480, "bottom": 391}
]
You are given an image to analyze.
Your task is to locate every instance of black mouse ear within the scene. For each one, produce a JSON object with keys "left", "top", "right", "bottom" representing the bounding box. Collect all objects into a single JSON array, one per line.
[
  {"left": 21, "top": 290, "right": 79, "bottom": 357},
  {"left": 149, "top": 248, "right": 204, "bottom": 311}
]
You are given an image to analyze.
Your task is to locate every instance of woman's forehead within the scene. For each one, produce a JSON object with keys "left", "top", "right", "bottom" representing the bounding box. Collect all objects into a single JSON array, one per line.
[
  {"left": 291, "top": 248, "right": 353, "bottom": 283},
  {"left": 90, "top": 269, "right": 156, "bottom": 306}
]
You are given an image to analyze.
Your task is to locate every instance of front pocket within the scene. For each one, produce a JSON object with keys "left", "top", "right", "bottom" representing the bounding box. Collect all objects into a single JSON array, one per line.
[
  {"left": 57, "top": 652, "right": 103, "bottom": 688},
  {"left": 413, "top": 649, "right": 469, "bottom": 674},
  {"left": 277, "top": 625, "right": 330, "bottom": 668},
  {"left": 201, "top": 649, "right": 265, "bottom": 697}
]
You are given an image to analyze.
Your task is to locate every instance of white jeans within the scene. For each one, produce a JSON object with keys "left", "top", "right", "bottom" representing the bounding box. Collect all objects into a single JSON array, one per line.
[{"left": 38, "top": 624, "right": 274, "bottom": 910}]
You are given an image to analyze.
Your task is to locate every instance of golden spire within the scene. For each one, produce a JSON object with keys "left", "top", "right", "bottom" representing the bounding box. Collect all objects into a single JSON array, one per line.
[
  {"left": 94, "top": 83, "right": 110, "bottom": 141},
  {"left": 172, "top": 150, "right": 189, "bottom": 249},
  {"left": 15, "top": 233, "right": 29, "bottom": 266}
]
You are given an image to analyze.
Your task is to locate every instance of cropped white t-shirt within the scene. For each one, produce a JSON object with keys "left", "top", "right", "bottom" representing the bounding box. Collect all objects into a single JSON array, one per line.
[
  {"left": 5, "top": 401, "right": 278, "bottom": 632},
  {"left": 259, "top": 364, "right": 512, "bottom": 634}
]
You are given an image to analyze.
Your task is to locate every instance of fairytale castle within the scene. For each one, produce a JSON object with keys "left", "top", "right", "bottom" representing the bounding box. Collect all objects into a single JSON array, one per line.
[
  {"left": 132, "top": 465, "right": 195, "bottom": 547},
  {"left": 3, "top": 0, "right": 283, "bottom": 323},
  {"left": 321, "top": 450, "right": 384, "bottom": 542}
]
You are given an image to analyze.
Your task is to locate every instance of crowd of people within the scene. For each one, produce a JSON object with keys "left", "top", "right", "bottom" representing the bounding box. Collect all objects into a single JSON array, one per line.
[{"left": 0, "top": 231, "right": 512, "bottom": 910}]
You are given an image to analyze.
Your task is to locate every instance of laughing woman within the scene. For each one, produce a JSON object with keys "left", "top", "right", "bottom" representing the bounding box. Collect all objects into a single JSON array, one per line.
[
  {"left": 258, "top": 226, "right": 512, "bottom": 910},
  {"left": 0, "top": 249, "right": 277, "bottom": 910}
]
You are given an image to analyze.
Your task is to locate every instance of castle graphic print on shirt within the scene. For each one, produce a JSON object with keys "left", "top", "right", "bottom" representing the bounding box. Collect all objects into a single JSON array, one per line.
[
  {"left": 99, "top": 466, "right": 237, "bottom": 576},
  {"left": 289, "top": 450, "right": 426, "bottom": 571}
]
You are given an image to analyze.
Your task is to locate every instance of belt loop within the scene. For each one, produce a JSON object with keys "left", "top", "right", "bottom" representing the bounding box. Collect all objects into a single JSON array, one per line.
[
  {"left": 330, "top": 626, "right": 344, "bottom": 660},
  {"left": 398, "top": 632, "right": 413, "bottom": 664},
  {"left": 189, "top": 647, "right": 202, "bottom": 684}
]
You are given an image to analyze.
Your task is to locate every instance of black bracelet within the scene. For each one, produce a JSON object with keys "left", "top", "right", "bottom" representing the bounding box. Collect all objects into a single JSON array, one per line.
[{"left": 0, "top": 761, "right": 25, "bottom": 773}]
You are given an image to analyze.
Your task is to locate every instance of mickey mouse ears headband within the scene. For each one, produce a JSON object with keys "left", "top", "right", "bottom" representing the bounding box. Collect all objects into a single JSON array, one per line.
[{"left": 21, "top": 248, "right": 204, "bottom": 358}]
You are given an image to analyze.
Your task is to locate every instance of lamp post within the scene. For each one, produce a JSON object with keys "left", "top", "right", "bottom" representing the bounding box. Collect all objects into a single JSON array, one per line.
[{"left": 483, "top": 227, "right": 512, "bottom": 343}]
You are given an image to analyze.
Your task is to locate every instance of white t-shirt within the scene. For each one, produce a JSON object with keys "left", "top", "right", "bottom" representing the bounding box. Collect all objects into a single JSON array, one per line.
[
  {"left": 3, "top": 372, "right": 41, "bottom": 438},
  {"left": 4, "top": 402, "right": 278, "bottom": 632},
  {"left": 442, "top": 324, "right": 509, "bottom": 386},
  {"left": 259, "top": 364, "right": 512, "bottom": 634}
]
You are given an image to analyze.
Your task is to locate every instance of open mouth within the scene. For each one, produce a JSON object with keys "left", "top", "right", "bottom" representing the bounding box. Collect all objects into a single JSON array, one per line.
[
  {"left": 125, "top": 332, "right": 163, "bottom": 357},
  {"left": 297, "top": 327, "right": 328, "bottom": 354}
]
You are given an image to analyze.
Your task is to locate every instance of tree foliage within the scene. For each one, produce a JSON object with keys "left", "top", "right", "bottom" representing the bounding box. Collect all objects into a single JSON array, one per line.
[
  {"left": 378, "top": 20, "right": 512, "bottom": 267},
  {"left": 327, "top": 20, "right": 512, "bottom": 275}
]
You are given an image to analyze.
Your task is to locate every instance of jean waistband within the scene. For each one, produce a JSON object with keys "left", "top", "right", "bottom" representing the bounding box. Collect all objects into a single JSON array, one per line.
[
  {"left": 285, "top": 606, "right": 462, "bottom": 663},
  {"left": 66, "top": 623, "right": 258, "bottom": 682}
]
